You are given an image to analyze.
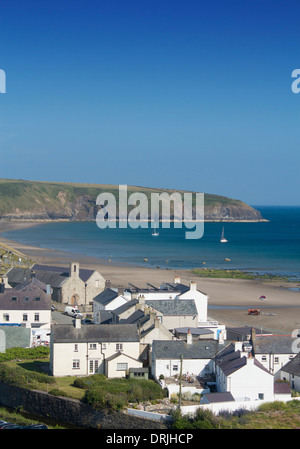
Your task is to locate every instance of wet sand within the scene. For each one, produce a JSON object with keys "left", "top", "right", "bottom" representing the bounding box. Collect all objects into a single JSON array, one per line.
[{"left": 0, "top": 220, "right": 300, "bottom": 334}]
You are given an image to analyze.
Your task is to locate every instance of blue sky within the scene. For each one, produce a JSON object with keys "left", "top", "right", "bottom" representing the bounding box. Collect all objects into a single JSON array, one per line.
[{"left": 0, "top": 0, "right": 300, "bottom": 205}]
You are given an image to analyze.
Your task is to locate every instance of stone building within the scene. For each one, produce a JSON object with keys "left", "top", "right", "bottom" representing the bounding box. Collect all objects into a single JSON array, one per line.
[{"left": 6, "top": 262, "right": 106, "bottom": 311}]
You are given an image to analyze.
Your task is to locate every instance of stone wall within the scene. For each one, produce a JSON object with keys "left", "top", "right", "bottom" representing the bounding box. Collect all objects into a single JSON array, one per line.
[{"left": 0, "top": 383, "right": 169, "bottom": 429}]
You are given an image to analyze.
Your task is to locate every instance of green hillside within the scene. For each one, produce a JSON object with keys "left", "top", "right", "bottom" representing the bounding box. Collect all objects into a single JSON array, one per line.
[{"left": 0, "top": 179, "right": 264, "bottom": 221}]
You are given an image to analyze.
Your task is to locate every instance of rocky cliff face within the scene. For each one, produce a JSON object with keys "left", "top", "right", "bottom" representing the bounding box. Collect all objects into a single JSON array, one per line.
[{"left": 0, "top": 180, "right": 265, "bottom": 222}]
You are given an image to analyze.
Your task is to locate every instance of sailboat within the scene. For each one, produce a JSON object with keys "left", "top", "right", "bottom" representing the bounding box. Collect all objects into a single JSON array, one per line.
[
  {"left": 152, "top": 226, "right": 159, "bottom": 237},
  {"left": 220, "top": 226, "right": 228, "bottom": 243}
]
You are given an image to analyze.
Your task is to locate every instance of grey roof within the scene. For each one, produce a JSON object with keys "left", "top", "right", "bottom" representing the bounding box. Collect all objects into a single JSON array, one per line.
[
  {"left": 52, "top": 323, "right": 139, "bottom": 343},
  {"left": 215, "top": 343, "right": 271, "bottom": 375},
  {"left": 175, "top": 327, "right": 214, "bottom": 336},
  {"left": 152, "top": 340, "right": 225, "bottom": 360},
  {"left": 146, "top": 299, "right": 197, "bottom": 316},
  {"left": 33, "top": 264, "right": 95, "bottom": 282},
  {"left": 112, "top": 299, "right": 138, "bottom": 316},
  {"left": 0, "top": 278, "right": 51, "bottom": 310},
  {"left": 274, "top": 382, "right": 291, "bottom": 394},
  {"left": 280, "top": 352, "right": 300, "bottom": 376},
  {"left": 94, "top": 288, "right": 119, "bottom": 306},
  {"left": 254, "top": 336, "right": 296, "bottom": 355},
  {"left": 7, "top": 264, "right": 96, "bottom": 288},
  {"left": 203, "top": 392, "right": 235, "bottom": 403}
]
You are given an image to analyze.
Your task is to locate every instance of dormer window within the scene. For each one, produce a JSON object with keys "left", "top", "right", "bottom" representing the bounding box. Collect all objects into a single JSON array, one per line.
[
  {"left": 11, "top": 296, "right": 17, "bottom": 301},
  {"left": 35, "top": 297, "right": 40, "bottom": 301}
]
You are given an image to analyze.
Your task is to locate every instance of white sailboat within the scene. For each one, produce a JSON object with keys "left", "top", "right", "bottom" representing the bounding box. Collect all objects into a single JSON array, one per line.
[
  {"left": 220, "top": 226, "right": 228, "bottom": 243},
  {"left": 152, "top": 227, "right": 159, "bottom": 237}
]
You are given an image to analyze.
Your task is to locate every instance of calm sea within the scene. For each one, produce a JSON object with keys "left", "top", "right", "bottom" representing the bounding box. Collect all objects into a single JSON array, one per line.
[{"left": 2, "top": 206, "right": 300, "bottom": 279}]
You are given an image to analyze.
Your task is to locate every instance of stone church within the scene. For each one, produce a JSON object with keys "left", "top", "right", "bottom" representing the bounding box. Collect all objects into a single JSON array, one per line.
[{"left": 6, "top": 262, "right": 106, "bottom": 311}]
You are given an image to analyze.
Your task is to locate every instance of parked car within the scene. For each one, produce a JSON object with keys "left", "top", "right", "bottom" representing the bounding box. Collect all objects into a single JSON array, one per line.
[
  {"left": 81, "top": 318, "right": 93, "bottom": 325},
  {"left": 23, "top": 424, "right": 48, "bottom": 429},
  {"left": 0, "top": 423, "right": 23, "bottom": 429}
]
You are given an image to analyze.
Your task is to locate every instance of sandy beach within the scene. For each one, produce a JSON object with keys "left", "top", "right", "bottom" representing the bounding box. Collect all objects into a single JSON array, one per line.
[{"left": 0, "top": 220, "right": 300, "bottom": 335}]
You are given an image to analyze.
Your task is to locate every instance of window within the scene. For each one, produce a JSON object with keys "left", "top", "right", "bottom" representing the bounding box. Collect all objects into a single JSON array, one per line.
[
  {"left": 3, "top": 314, "right": 9, "bottom": 322},
  {"left": 89, "top": 359, "right": 99, "bottom": 374},
  {"left": 23, "top": 314, "right": 28, "bottom": 321},
  {"left": 34, "top": 313, "right": 39, "bottom": 322},
  {"left": 173, "top": 365, "right": 179, "bottom": 372},
  {"left": 74, "top": 344, "right": 78, "bottom": 352},
  {"left": 11, "top": 296, "right": 17, "bottom": 301},
  {"left": 258, "top": 393, "right": 264, "bottom": 400},
  {"left": 89, "top": 343, "right": 97, "bottom": 350},
  {"left": 116, "top": 343, "right": 123, "bottom": 351},
  {"left": 24, "top": 297, "right": 29, "bottom": 301},
  {"left": 261, "top": 356, "right": 267, "bottom": 362},
  {"left": 102, "top": 343, "right": 106, "bottom": 350},
  {"left": 274, "top": 357, "right": 279, "bottom": 364},
  {"left": 34, "top": 297, "right": 40, "bottom": 301},
  {"left": 72, "top": 359, "right": 80, "bottom": 369},
  {"left": 117, "top": 363, "right": 128, "bottom": 371}
]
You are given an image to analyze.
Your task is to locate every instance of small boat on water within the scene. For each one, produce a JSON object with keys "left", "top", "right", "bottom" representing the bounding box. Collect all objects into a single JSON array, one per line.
[
  {"left": 152, "top": 227, "right": 159, "bottom": 237},
  {"left": 220, "top": 227, "right": 228, "bottom": 243}
]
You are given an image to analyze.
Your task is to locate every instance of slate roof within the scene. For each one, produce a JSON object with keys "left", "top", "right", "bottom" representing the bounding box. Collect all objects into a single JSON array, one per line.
[
  {"left": 94, "top": 288, "right": 119, "bottom": 306},
  {"left": 215, "top": 343, "right": 271, "bottom": 376},
  {"left": 175, "top": 327, "right": 214, "bottom": 336},
  {"left": 280, "top": 352, "right": 300, "bottom": 376},
  {"left": 0, "top": 278, "right": 51, "bottom": 310},
  {"left": 146, "top": 299, "right": 197, "bottom": 316},
  {"left": 33, "top": 264, "right": 95, "bottom": 282},
  {"left": 254, "top": 336, "right": 296, "bottom": 354},
  {"left": 274, "top": 382, "right": 291, "bottom": 394},
  {"left": 152, "top": 340, "right": 225, "bottom": 360},
  {"left": 52, "top": 323, "right": 139, "bottom": 343},
  {"left": 202, "top": 392, "right": 235, "bottom": 403},
  {"left": 7, "top": 264, "right": 96, "bottom": 288}
]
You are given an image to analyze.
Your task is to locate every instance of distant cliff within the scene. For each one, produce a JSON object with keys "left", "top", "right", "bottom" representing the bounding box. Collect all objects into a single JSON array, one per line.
[{"left": 0, "top": 179, "right": 265, "bottom": 222}]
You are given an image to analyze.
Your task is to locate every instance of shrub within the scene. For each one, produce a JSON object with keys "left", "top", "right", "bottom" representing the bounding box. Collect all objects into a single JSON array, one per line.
[{"left": 48, "top": 388, "right": 69, "bottom": 397}]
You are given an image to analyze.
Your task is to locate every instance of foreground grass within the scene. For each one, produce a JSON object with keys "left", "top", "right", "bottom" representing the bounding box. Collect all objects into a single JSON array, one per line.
[{"left": 172, "top": 400, "right": 300, "bottom": 429}]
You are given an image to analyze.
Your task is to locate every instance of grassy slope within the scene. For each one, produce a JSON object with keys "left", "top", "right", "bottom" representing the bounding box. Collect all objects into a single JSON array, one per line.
[{"left": 0, "top": 178, "right": 260, "bottom": 218}]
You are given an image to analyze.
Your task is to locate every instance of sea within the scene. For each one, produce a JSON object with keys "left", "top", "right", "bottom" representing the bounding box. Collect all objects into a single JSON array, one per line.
[{"left": 2, "top": 206, "right": 300, "bottom": 280}]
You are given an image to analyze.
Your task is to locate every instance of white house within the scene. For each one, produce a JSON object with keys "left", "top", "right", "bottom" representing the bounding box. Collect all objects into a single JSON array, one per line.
[
  {"left": 151, "top": 338, "right": 226, "bottom": 381},
  {"left": 214, "top": 342, "right": 274, "bottom": 402},
  {"left": 253, "top": 334, "right": 296, "bottom": 378},
  {"left": 0, "top": 277, "right": 52, "bottom": 347},
  {"left": 93, "top": 287, "right": 131, "bottom": 323},
  {"left": 279, "top": 352, "right": 300, "bottom": 392},
  {"left": 50, "top": 320, "right": 141, "bottom": 377}
]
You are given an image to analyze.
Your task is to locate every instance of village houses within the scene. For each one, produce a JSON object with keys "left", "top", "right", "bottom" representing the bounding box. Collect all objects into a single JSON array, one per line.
[{"left": 1, "top": 266, "right": 299, "bottom": 414}]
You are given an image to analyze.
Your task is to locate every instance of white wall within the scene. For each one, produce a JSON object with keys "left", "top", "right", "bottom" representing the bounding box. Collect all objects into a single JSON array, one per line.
[
  {"left": 221, "top": 359, "right": 274, "bottom": 402},
  {"left": 0, "top": 309, "right": 51, "bottom": 329}
]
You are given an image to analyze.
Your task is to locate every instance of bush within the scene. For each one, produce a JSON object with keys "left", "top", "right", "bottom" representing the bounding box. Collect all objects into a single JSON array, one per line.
[
  {"left": 82, "top": 377, "right": 166, "bottom": 411},
  {"left": 0, "top": 346, "right": 50, "bottom": 362},
  {"left": 258, "top": 401, "right": 286, "bottom": 412},
  {"left": 48, "top": 388, "right": 69, "bottom": 397}
]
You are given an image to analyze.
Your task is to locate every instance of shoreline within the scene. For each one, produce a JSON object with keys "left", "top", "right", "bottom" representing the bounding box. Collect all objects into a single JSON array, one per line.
[{"left": 0, "top": 220, "right": 299, "bottom": 334}]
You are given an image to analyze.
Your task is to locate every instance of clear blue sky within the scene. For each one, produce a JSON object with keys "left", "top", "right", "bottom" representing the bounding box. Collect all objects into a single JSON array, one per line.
[{"left": 1, "top": 0, "right": 300, "bottom": 205}]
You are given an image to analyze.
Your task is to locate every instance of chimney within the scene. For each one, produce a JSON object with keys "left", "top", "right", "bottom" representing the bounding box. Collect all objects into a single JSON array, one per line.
[
  {"left": 74, "top": 317, "right": 81, "bottom": 329},
  {"left": 155, "top": 317, "right": 160, "bottom": 328},
  {"left": 0, "top": 283, "right": 5, "bottom": 294},
  {"left": 136, "top": 295, "right": 145, "bottom": 311},
  {"left": 174, "top": 276, "right": 180, "bottom": 284},
  {"left": 251, "top": 327, "right": 256, "bottom": 356},
  {"left": 118, "top": 285, "right": 124, "bottom": 296},
  {"left": 187, "top": 329, "right": 193, "bottom": 345},
  {"left": 31, "top": 270, "right": 35, "bottom": 279},
  {"left": 189, "top": 281, "right": 197, "bottom": 291},
  {"left": 105, "top": 279, "right": 111, "bottom": 289},
  {"left": 46, "top": 285, "right": 51, "bottom": 295}
]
